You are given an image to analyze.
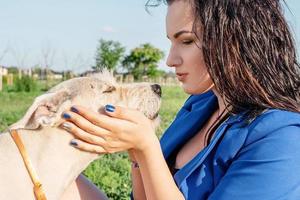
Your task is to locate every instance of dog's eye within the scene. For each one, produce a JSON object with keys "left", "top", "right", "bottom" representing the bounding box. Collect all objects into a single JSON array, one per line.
[
  {"left": 90, "top": 84, "right": 95, "bottom": 89},
  {"left": 103, "top": 86, "right": 116, "bottom": 93}
]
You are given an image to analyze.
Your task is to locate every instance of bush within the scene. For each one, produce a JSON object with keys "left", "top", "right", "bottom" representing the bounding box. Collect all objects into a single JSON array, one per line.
[{"left": 14, "top": 76, "right": 37, "bottom": 92}]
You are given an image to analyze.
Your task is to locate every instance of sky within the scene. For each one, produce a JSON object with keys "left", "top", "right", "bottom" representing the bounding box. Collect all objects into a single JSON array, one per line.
[{"left": 0, "top": 0, "right": 299, "bottom": 73}]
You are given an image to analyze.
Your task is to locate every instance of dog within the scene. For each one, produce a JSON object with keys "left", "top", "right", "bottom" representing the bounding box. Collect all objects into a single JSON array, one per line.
[{"left": 0, "top": 71, "right": 161, "bottom": 200}]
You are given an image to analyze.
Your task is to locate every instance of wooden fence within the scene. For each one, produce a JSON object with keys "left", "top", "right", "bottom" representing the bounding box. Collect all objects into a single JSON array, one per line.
[
  {"left": 115, "top": 74, "right": 180, "bottom": 86},
  {"left": 0, "top": 73, "right": 180, "bottom": 92},
  {"left": 0, "top": 73, "right": 13, "bottom": 91}
]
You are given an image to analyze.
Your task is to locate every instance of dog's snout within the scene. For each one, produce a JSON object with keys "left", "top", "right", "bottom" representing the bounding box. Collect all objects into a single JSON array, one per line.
[{"left": 151, "top": 84, "right": 161, "bottom": 97}]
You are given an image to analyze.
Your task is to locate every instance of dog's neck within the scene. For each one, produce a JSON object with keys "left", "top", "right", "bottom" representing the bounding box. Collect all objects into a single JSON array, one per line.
[{"left": 0, "top": 127, "right": 98, "bottom": 200}]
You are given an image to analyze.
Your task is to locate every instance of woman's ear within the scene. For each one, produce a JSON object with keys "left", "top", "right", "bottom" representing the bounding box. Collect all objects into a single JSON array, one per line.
[{"left": 9, "top": 90, "right": 72, "bottom": 130}]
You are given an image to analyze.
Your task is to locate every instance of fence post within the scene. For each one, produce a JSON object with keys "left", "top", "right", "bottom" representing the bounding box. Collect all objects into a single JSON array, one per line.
[
  {"left": 115, "top": 74, "right": 123, "bottom": 83},
  {"left": 142, "top": 75, "right": 149, "bottom": 82},
  {"left": 125, "top": 75, "right": 134, "bottom": 83},
  {"left": 0, "top": 73, "right": 2, "bottom": 92},
  {"left": 7, "top": 73, "right": 14, "bottom": 86}
]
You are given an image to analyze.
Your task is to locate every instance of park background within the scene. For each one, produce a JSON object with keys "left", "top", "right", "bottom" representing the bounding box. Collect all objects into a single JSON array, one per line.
[{"left": 0, "top": 1, "right": 299, "bottom": 199}]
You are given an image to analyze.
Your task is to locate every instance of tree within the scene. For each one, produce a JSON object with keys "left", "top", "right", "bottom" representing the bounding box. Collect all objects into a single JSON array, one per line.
[
  {"left": 93, "top": 39, "right": 125, "bottom": 72},
  {"left": 11, "top": 45, "right": 29, "bottom": 79},
  {"left": 41, "top": 43, "right": 56, "bottom": 89},
  {"left": 122, "top": 43, "right": 164, "bottom": 80}
]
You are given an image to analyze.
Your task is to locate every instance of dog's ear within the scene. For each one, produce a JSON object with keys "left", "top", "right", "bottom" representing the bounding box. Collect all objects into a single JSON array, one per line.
[{"left": 10, "top": 90, "right": 72, "bottom": 130}]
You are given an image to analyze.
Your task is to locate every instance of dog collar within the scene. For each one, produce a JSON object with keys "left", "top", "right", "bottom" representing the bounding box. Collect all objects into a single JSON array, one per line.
[{"left": 10, "top": 129, "right": 47, "bottom": 200}]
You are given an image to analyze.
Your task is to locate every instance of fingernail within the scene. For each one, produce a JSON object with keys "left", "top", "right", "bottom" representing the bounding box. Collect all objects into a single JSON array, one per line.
[
  {"left": 62, "top": 113, "right": 71, "bottom": 119},
  {"left": 71, "top": 106, "right": 79, "bottom": 113},
  {"left": 62, "top": 122, "right": 71, "bottom": 130},
  {"left": 70, "top": 139, "right": 78, "bottom": 146},
  {"left": 105, "top": 104, "right": 115, "bottom": 112}
]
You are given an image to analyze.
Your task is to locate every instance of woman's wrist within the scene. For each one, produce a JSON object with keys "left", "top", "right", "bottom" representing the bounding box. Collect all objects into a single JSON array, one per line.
[
  {"left": 128, "top": 150, "right": 141, "bottom": 169},
  {"left": 128, "top": 149, "right": 137, "bottom": 162},
  {"left": 129, "top": 135, "right": 160, "bottom": 167},
  {"left": 136, "top": 133, "right": 160, "bottom": 152},
  {"left": 134, "top": 138, "right": 161, "bottom": 163}
]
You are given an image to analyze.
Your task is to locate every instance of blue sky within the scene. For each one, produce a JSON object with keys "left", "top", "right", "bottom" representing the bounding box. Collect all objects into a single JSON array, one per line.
[{"left": 0, "top": 0, "right": 299, "bottom": 73}]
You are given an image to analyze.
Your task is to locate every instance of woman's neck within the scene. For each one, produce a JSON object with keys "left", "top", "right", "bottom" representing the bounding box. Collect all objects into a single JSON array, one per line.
[{"left": 212, "top": 88, "right": 231, "bottom": 116}]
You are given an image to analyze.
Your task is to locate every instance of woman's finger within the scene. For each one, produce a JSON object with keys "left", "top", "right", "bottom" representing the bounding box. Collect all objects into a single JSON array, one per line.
[
  {"left": 62, "top": 111, "right": 111, "bottom": 136},
  {"left": 70, "top": 138, "right": 126, "bottom": 154},
  {"left": 69, "top": 105, "right": 126, "bottom": 131},
  {"left": 61, "top": 122, "right": 106, "bottom": 145},
  {"left": 104, "top": 104, "right": 146, "bottom": 123},
  {"left": 69, "top": 139, "right": 107, "bottom": 154}
]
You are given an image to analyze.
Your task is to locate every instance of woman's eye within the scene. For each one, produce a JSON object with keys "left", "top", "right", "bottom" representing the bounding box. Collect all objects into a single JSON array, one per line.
[{"left": 182, "top": 40, "right": 194, "bottom": 45}]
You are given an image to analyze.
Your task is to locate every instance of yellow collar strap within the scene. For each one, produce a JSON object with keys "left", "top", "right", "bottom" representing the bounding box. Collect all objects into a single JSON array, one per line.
[{"left": 10, "top": 129, "right": 47, "bottom": 200}]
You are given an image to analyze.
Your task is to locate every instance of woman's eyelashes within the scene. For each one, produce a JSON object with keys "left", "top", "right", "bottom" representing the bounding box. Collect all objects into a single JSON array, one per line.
[
  {"left": 182, "top": 39, "right": 194, "bottom": 45},
  {"left": 167, "top": 38, "right": 195, "bottom": 47}
]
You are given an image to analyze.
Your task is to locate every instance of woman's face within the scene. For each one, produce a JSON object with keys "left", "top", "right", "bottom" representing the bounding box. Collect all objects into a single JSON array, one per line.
[{"left": 166, "top": 0, "right": 214, "bottom": 94}]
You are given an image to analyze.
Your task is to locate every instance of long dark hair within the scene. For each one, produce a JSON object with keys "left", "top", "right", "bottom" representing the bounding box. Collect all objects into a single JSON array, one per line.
[{"left": 147, "top": 0, "right": 300, "bottom": 121}]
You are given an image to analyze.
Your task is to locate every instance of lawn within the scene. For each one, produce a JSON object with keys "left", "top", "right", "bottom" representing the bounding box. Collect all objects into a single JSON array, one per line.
[{"left": 0, "top": 82, "right": 188, "bottom": 199}]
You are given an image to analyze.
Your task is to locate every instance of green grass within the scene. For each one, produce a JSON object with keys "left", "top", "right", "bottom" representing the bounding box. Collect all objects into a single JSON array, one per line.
[
  {"left": 0, "top": 83, "right": 188, "bottom": 200},
  {"left": 157, "top": 86, "right": 188, "bottom": 137},
  {"left": 0, "top": 91, "right": 42, "bottom": 131},
  {"left": 0, "top": 79, "right": 60, "bottom": 131}
]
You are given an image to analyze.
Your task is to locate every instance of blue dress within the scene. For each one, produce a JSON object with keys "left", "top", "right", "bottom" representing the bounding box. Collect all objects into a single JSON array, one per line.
[{"left": 160, "top": 90, "right": 300, "bottom": 200}]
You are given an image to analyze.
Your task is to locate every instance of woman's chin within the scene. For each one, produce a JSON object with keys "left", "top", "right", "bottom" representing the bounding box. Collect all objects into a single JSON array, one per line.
[
  {"left": 182, "top": 85, "right": 198, "bottom": 95},
  {"left": 182, "top": 84, "right": 213, "bottom": 95}
]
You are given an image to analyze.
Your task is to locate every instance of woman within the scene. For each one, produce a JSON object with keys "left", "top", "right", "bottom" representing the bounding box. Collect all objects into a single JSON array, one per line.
[{"left": 61, "top": 0, "right": 300, "bottom": 199}]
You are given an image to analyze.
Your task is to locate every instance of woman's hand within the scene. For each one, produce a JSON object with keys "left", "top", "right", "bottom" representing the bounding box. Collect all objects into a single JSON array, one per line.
[{"left": 60, "top": 105, "right": 158, "bottom": 154}]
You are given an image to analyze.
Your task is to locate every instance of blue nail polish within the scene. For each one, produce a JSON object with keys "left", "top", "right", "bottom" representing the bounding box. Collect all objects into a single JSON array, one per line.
[
  {"left": 70, "top": 140, "right": 78, "bottom": 146},
  {"left": 105, "top": 104, "right": 115, "bottom": 112},
  {"left": 62, "top": 113, "right": 71, "bottom": 119},
  {"left": 71, "top": 106, "right": 79, "bottom": 113}
]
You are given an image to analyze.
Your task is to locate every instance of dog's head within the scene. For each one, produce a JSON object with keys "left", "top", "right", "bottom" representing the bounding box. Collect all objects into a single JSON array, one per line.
[{"left": 10, "top": 71, "right": 161, "bottom": 130}]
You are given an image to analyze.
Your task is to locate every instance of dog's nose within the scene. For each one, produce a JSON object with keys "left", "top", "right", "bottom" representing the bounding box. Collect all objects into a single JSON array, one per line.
[{"left": 151, "top": 84, "right": 161, "bottom": 97}]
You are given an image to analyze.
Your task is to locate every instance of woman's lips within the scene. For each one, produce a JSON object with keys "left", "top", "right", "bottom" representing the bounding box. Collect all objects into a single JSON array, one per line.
[{"left": 176, "top": 73, "right": 188, "bottom": 81}]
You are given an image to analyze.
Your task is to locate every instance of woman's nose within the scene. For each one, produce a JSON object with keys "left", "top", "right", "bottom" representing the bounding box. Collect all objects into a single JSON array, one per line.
[{"left": 166, "top": 47, "right": 182, "bottom": 68}]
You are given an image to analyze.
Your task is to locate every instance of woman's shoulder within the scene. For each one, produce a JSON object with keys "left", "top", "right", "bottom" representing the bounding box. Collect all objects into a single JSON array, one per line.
[
  {"left": 210, "top": 110, "right": 300, "bottom": 200},
  {"left": 251, "top": 108, "right": 299, "bottom": 121},
  {"left": 242, "top": 109, "right": 300, "bottom": 146}
]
